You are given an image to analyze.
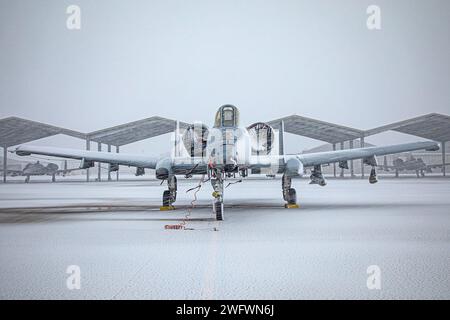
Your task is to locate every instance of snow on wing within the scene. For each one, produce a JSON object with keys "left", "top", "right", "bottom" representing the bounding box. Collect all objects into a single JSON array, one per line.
[
  {"left": 14, "top": 145, "right": 159, "bottom": 169},
  {"left": 296, "top": 141, "right": 439, "bottom": 167}
]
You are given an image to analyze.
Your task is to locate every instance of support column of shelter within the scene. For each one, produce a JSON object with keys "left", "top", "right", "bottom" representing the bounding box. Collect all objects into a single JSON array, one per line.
[
  {"left": 340, "top": 141, "right": 345, "bottom": 177},
  {"left": 350, "top": 140, "right": 354, "bottom": 177},
  {"left": 86, "top": 139, "right": 90, "bottom": 182},
  {"left": 175, "top": 121, "right": 180, "bottom": 157},
  {"left": 97, "top": 142, "right": 102, "bottom": 181},
  {"left": 360, "top": 136, "right": 365, "bottom": 178},
  {"left": 107, "top": 144, "right": 111, "bottom": 181},
  {"left": 332, "top": 143, "right": 336, "bottom": 177},
  {"left": 116, "top": 146, "right": 119, "bottom": 181},
  {"left": 443, "top": 142, "right": 446, "bottom": 177},
  {"left": 2, "top": 146, "right": 6, "bottom": 183},
  {"left": 278, "top": 120, "right": 285, "bottom": 171}
]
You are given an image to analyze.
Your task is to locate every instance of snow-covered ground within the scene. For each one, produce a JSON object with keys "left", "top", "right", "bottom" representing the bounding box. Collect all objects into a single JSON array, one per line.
[{"left": 0, "top": 177, "right": 449, "bottom": 299}]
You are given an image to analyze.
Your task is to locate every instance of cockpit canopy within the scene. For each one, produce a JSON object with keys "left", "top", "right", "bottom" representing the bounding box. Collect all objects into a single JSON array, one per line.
[{"left": 214, "top": 105, "right": 240, "bottom": 128}]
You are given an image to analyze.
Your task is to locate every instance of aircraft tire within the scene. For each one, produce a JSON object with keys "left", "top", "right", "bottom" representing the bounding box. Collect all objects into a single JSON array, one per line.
[
  {"left": 162, "top": 190, "right": 171, "bottom": 207},
  {"left": 214, "top": 201, "right": 224, "bottom": 221},
  {"left": 287, "top": 188, "right": 297, "bottom": 204}
]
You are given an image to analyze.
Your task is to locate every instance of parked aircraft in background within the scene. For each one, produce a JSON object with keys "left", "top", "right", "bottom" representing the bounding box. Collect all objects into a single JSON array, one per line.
[
  {"left": 13, "top": 105, "right": 440, "bottom": 220},
  {"left": 0, "top": 161, "right": 81, "bottom": 182},
  {"left": 379, "top": 155, "right": 449, "bottom": 178}
]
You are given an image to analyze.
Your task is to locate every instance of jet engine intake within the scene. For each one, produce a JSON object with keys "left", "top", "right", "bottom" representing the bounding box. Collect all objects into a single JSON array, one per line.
[
  {"left": 182, "top": 123, "right": 209, "bottom": 157},
  {"left": 247, "top": 122, "right": 274, "bottom": 155}
]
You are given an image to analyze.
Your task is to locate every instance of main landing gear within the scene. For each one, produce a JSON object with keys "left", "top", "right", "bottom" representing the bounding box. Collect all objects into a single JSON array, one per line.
[
  {"left": 363, "top": 156, "right": 378, "bottom": 184},
  {"left": 309, "top": 165, "right": 327, "bottom": 186},
  {"left": 369, "top": 167, "right": 378, "bottom": 184},
  {"left": 282, "top": 174, "right": 299, "bottom": 209},
  {"left": 160, "top": 175, "right": 177, "bottom": 210},
  {"left": 211, "top": 177, "right": 224, "bottom": 220},
  {"left": 159, "top": 171, "right": 225, "bottom": 221}
]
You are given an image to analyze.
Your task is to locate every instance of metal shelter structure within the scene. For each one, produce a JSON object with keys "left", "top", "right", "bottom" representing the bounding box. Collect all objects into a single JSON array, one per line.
[
  {"left": 1, "top": 112, "right": 449, "bottom": 183},
  {"left": 365, "top": 113, "right": 450, "bottom": 176},
  {"left": 85, "top": 117, "right": 190, "bottom": 182},
  {"left": 269, "top": 115, "right": 365, "bottom": 177},
  {"left": 0, "top": 117, "right": 86, "bottom": 183}
]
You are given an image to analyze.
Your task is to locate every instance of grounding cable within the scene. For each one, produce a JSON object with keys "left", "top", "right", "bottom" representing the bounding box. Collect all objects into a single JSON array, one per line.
[{"left": 164, "top": 174, "right": 218, "bottom": 231}]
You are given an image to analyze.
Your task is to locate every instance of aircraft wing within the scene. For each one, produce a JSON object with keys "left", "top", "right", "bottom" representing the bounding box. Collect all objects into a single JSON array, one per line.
[
  {"left": 13, "top": 142, "right": 441, "bottom": 173},
  {"left": 13, "top": 145, "right": 159, "bottom": 169},
  {"left": 426, "top": 163, "right": 450, "bottom": 169},
  {"left": 0, "top": 169, "right": 23, "bottom": 175},
  {"left": 296, "top": 141, "right": 439, "bottom": 167}
]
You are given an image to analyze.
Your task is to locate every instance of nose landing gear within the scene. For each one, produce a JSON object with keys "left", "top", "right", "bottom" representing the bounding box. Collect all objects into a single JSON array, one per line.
[{"left": 211, "top": 177, "right": 224, "bottom": 220}]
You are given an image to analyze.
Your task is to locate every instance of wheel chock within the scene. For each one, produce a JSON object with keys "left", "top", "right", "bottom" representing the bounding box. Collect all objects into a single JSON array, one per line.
[
  {"left": 160, "top": 205, "right": 175, "bottom": 211},
  {"left": 284, "top": 203, "right": 299, "bottom": 209}
]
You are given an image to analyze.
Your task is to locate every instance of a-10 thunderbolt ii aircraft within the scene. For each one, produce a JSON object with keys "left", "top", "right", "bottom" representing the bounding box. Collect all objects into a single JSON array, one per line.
[
  {"left": 0, "top": 160, "right": 81, "bottom": 183},
  {"left": 13, "top": 105, "right": 439, "bottom": 220},
  {"left": 379, "top": 155, "right": 449, "bottom": 178}
]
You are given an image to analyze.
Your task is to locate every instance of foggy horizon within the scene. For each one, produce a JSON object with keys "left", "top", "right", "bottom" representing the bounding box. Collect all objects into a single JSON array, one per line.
[{"left": 1, "top": 0, "right": 449, "bottom": 153}]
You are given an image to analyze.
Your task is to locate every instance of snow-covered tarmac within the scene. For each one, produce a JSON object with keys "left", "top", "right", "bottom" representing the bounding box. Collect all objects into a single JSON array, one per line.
[{"left": 0, "top": 177, "right": 449, "bottom": 299}]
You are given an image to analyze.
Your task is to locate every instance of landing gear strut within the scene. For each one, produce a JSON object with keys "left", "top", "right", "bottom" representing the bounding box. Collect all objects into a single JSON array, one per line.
[
  {"left": 309, "top": 165, "right": 327, "bottom": 186},
  {"left": 211, "top": 177, "right": 224, "bottom": 220},
  {"left": 282, "top": 174, "right": 299, "bottom": 208},
  {"left": 161, "top": 175, "right": 177, "bottom": 210},
  {"left": 364, "top": 156, "right": 378, "bottom": 184},
  {"left": 369, "top": 167, "right": 378, "bottom": 184}
]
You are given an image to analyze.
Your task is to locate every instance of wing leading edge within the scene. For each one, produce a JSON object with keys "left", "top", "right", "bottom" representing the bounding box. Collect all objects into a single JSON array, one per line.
[
  {"left": 14, "top": 145, "right": 159, "bottom": 169},
  {"left": 296, "top": 141, "right": 440, "bottom": 167}
]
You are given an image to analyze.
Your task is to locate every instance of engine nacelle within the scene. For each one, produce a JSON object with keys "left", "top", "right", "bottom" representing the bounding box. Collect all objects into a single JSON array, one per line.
[
  {"left": 247, "top": 122, "right": 275, "bottom": 155},
  {"left": 182, "top": 123, "right": 209, "bottom": 157}
]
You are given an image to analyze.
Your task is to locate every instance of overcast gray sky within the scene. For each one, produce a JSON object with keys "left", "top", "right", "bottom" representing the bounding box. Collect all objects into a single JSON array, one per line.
[{"left": 1, "top": 0, "right": 449, "bottom": 153}]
